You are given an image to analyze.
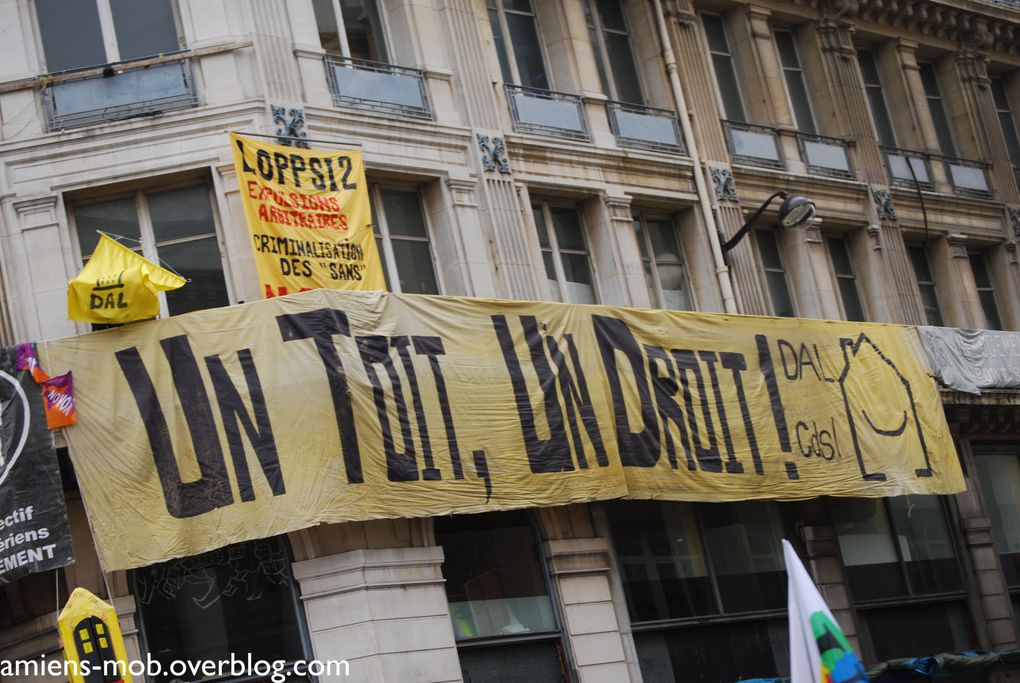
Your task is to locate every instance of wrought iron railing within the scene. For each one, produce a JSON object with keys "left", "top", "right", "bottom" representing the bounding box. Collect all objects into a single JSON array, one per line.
[
  {"left": 723, "top": 120, "right": 783, "bottom": 169},
  {"left": 504, "top": 84, "right": 589, "bottom": 141},
  {"left": 606, "top": 101, "right": 684, "bottom": 153},
  {"left": 43, "top": 60, "right": 197, "bottom": 131},
  {"left": 881, "top": 146, "right": 934, "bottom": 190},
  {"left": 325, "top": 55, "right": 432, "bottom": 120},
  {"left": 943, "top": 156, "right": 992, "bottom": 198},
  {"left": 797, "top": 132, "right": 854, "bottom": 179}
]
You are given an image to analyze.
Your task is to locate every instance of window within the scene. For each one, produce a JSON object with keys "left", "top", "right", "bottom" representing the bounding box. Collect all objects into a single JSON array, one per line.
[
  {"left": 533, "top": 203, "right": 597, "bottom": 304},
  {"left": 36, "top": 0, "right": 180, "bottom": 72},
  {"left": 857, "top": 49, "right": 897, "bottom": 147},
  {"left": 72, "top": 183, "right": 230, "bottom": 318},
  {"left": 830, "top": 496, "right": 973, "bottom": 663},
  {"left": 371, "top": 187, "right": 440, "bottom": 294},
  {"left": 775, "top": 30, "right": 815, "bottom": 134},
  {"left": 756, "top": 230, "right": 795, "bottom": 317},
  {"left": 908, "top": 245, "right": 943, "bottom": 326},
  {"left": 311, "top": 0, "right": 388, "bottom": 62},
  {"left": 702, "top": 14, "right": 745, "bottom": 122},
  {"left": 991, "top": 78, "right": 1020, "bottom": 173},
  {"left": 973, "top": 444, "right": 1020, "bottom": 630},
  {"left": 919, "top": 62, "right": 956, "bottom": 157},
  {"left": 606, "top": 501, "right": 791, "bottom": 681},
  {"left": 969, "top": 253, "right": 1002, "bottom": 330},
  {"left": 583, "top": 0, "right": 642, "bottom": 104},
  {"left": 488, "top": 0, "right": 549, "bottom": 89},
  {"left": 634, "top": 215, "right": 692, "bottom": 310},
  {"left": 436, "top": 511, "right": 568, "bottom": 682},
  {"left": 132, "top": 538, "right": 311, "bottom": 682},
  {"left": 826, "top": 236, "right": 866, "bottom": 321}
]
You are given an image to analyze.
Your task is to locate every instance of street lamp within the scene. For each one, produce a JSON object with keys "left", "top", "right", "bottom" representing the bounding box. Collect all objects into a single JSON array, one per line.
[{"left": 721, "top": 190, "right": 816, "bottom": 253}]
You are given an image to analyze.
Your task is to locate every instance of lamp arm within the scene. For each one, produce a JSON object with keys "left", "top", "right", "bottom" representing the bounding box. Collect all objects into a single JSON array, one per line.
[{"left": 721, "top": 190, "right": 788, "bottom": 253}]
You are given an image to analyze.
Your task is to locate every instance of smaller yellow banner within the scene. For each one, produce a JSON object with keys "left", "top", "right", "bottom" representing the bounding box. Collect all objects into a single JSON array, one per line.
[
  {"left": 58, "top": 587, "right": 133, "bottom": 683},
  {"left": 68, "top": 234, "right": 185, "bottom": 324},
  {"left": 230, "top": 134, "right": 386, "bottom": 297}
]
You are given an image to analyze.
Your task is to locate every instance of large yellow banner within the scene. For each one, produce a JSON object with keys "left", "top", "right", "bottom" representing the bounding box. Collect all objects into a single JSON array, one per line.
[
  {"left": 230, "top": 134, "right": 386, "bottom": 297},
  {"left": 40, "top": 291, "right": 963, "bottom": 571}
]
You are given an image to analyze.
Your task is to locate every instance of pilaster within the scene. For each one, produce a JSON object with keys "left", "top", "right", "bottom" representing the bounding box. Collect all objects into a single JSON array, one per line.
[
  {"left": 866, "top": 186, "right": 924, "bottom": 324},
  {"left": 583, "top": 194, "right": 649, "bottom": 308},
  {"left": 932, "top": 232, "right": 982, "bottom": 328}
]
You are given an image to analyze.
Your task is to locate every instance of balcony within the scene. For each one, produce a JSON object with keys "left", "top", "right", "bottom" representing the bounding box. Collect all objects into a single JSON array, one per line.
[
  {"left": 723, "top": 120, "right": 783, "bottom": 169},
  {"left": 43, "top": 60, "right": 197, "bottom": 132},
  {"left": 505, "top": 85, "right": 589, "bottom": 142},
  {"left": 797, "top": 133, "right": 854, "bottom": 179},
  {"left": 882, "top": 146, "right": 934, "bottom": 190},
  {"left": 325, "top": 55, "right": 432, "bottom": 120},
  {"left": 944, "top": 157, "right": 992, "bottom": 198},
  {"left": 606, "top": 101, "right": 683, "bottom": 153}
]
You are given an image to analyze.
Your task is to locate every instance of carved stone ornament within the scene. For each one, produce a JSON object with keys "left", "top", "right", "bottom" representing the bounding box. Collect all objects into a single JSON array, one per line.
[
  {"left": 866, "top": 224, "right": 882, "bottom": 251},
  {"left": 477, "top": 134, "right": 511, "bottom": 174},
  {"left": 710, "top": 166, "right": 738, "bottom": 203},
  {"left": 871, "top": 188, "right": 896, "bottom": 223},
  {"left": 1009, "top": 206, "right": 1020, "bottom": 240},
  {"left": 272, "top": 106, "right": 310, "bottom": 148}
]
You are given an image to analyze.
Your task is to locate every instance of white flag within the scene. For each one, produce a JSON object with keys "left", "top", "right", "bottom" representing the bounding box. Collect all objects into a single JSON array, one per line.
[{"left": 784, "top": 539, "right": 867, "bottom": 683}]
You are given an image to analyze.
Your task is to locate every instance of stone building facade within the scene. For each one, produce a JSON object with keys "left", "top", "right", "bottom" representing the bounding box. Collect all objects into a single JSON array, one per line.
[{"left": 1, "top": 0, "right": 1020, "bottom": 680}]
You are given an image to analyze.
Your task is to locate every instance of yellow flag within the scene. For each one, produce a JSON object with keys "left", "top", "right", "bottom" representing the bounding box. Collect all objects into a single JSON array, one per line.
[
  {"left": 68, "top": 234, "right": 185, "bottom": 324},
  {"left": 230, "top": 133, "right": 386, "bottom": 297},
  {"left": 58, "top": 587, "right": 133, "bottom": 683}
]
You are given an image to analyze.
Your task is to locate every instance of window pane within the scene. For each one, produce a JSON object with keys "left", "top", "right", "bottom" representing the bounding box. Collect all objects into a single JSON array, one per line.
[
  {"left": 391, "top": 239, "right": 439, "bottom": 294},
  {"left": 75, "top": 198, "right": 142, "bottom": 258},
  {"left": 699, "top": 502, "right": 786, "bottom": 613},
  {"left": 489, "top": 9, "right": 514, "bottom": 84},
  {"left": 711, "top": 54, "right": 745, "bottom": 122},
  {"left": 765, "top": 271, "right": 794, "bottom": 317},
  {"left": 858, "top": 51, "right": 897, "bottom": 147},
  {"left": 594, "top": 0, "right": 626, "bottom": 31},
  {"left": 542, "top": 251, "right": 561, "bottom": 302},
  {"left": 858, "top": 601, "right": 972, "bottom": 664},
  {"left": 605, "top": 32, "right": 643, "bottom": 105},
  {"left": 969, "top": 254, "right": 1002, "bottom": 330},
  {"left": 37, "top": 0, "right": 107, "bottom": 72},
  {"left": 458, "top": 640, "right": 566, "bottom": 682},
  {"left": 436, "top": 512, "right": 558, "bottom": 640},
  {"left": 702, "top": 14, "right": 729, "bottom": 53},
  {"left": 533, "top": 207, "right": 551, "bottom": 248},
  {"left": 110, "top": 0, "right": 180, "bottom": 62},
  {"left": 634, "top": 618, "right": 788, "bottom": 682},
  {"left": 160, "top": 237, "right": 229, "bottom": 315},
  {"left": 313, "top": 0, "right": 343, "bottom": 54},
  {"left": 132, "top": 538, "right": 306, "bottom": 680},
  {"left": 909, "top": 246, "right": 943, "bottom": 327},
  {"left": 506, "top": 14, "right": 548, "bottom": 89},
  {"left": 381, "top": 189, "right": 428, "bottom": 238},
  {"left": 648, "top": 221, "right": 691, "bottom": 311},
  {"left": 148, "top": 186, "right": 216, "bottom": 242},
  {"left": 775, "top": 32, "right": 815, "bottom": 134},
  {"left": 837, "top": 278, "right": 866, "bottom": 322},
  {"left": 606, "top": 501, "right": 715, "bottom": 622},
  {"left": 757, "top": 229, "right": 783, "bottom": 268},
  {"left": 827, "top": 237, "right": 865, "bottom": 322},
  {"left": 887, "top": 496, "right": 962, "bottom": 595},
  {"left": 560, "top": 253, "right": 596, "bottom": 304},
  {"left": 551, "top": 207, "right": 585, "bottom": 251},
  {"left": 974, "top": 451, "right": 1020, "bottom": 587},
  {"left": 341, "top": 0, "right": 388, "bottom": 62},
  {"left": 831, "top": 497, "right": 909, "bottom": 601}
]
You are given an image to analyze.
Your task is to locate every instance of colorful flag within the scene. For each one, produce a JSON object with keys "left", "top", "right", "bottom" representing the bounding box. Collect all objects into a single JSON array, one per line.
[
  {"left": 68, "top": 234, "right": 186, "bottom": 324},
  {"left": 14, "top": 342, "right": 49, "bottom": 383},
  {"left": 41, "top": 372, "right": 76, "bottom": 429},
  {"left": 784, "top": 539, "right": 867, "bottom": 683}
]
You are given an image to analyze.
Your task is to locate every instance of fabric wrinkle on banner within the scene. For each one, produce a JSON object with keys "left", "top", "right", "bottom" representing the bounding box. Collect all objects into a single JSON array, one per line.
[{"left": 39, "top": 291, "right": 964, "bottom": 571}]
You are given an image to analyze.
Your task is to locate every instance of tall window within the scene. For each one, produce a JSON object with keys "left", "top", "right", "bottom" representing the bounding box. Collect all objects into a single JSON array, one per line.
[
  {"left": 756, "top": 230, "right": 795, "bottom": 317},
  {"left": 634, "top": 215, "right": 692, "bottom": 310},
  {"left": 702, "top": 14, "right": 745, "bottom": 122},
  {"left": 908, "top": 245, "right": 943, "bottom": 326},
  {"left": 857, "top": 49, "right": 897, "bottom": 147},
  {"left": 973, "top": 444, "right": 1020, "bottom": 630},
  {"left": 488, "top": 0, "right": 549, "bottom": 89},
  {"left": 312, "top": 0, "right": 388, "bottom": 62},
  {"left": 583, "top": 0, "right": 642, "bottom": 104},
  {"left": 830, "top": 496, "right": 974, "bottom": 663},
  {"left": 969, "top": 252, "right": 1003, "bottom": 330},
  {"left": 36, "top": 0, "right": 180, "bottom": 72},
  {"left": 371, "top": 187, "right": 440, "bottom": 294},
  {"left": 73, "top": 184, "right": 230, "bottom": 317},
  {"left": 533, "top": 203, "right": 597, "bottom": 304},
  {"left": 991, "top": 77, "right": 1020, "bottom": 174},
  {"left": 606, "top": 501, "right": 791, "bottom": 681},
  {"left": 826, "top": 236, "right": 866, "bottom": 321},
  {"left": 132, "top": 538, "right": 311, "bottom": 682},
  {"left": 919, "top": 62, "right": 956, "bottom": 157},
  {"left": 436, "top": 511, "right": 568, "bottom": 681},
  {"left": 775, "top": 30, "right": 815, "bottom": 134}
]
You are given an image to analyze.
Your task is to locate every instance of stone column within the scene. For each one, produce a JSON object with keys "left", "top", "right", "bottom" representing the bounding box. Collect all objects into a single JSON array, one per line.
[
  {"left": 786, "top": 220, "right": 840, "bottom": 320},
  {"left": 291, "top": 546, "right": 462, "bottom": 682},
  {"left": 543, "top": 538, "right": 633, "bottom": 683},
  {"left": 931, "top": 232, "right": 982, "bottom": 328},
  {"left": 582, "top": 195, "right": 649, "bottom": 308},
  {"left": 865, "top": 187, "right": 925, "bottom": 325}
]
